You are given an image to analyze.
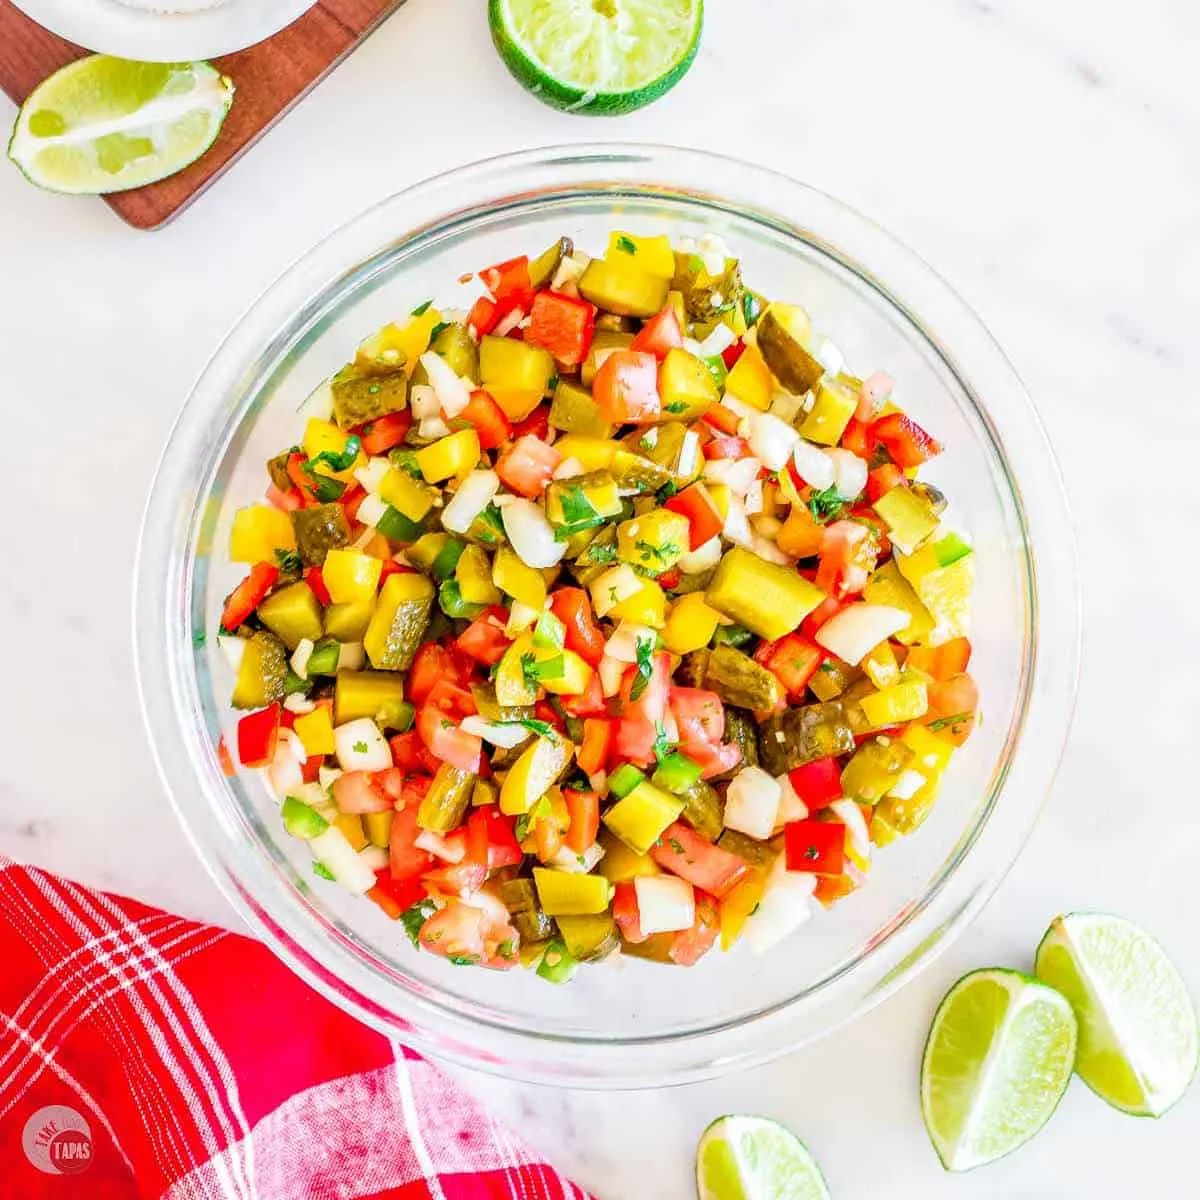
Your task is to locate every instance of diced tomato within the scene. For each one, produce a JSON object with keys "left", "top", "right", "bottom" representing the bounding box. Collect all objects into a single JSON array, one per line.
[
  {"left": 657, "top": 567, "right": 682, "bottom": 591},
  {"left": 549, "top": 587, "right": 606, "bottom": 666},
  {"left": 721, "top": 341, "right": 745, "bottom": 370},
  {"left": 630, "top": 303, "right": 683, "bottom": 359},
  {"left": 871, "top": 412, "right": 942, "bottom": 468},
  {"left": 784, "top": 819, "right": 846, "bottom": 875},
  {"left": 840, "top": 417, "right": 878, "bottom": 460},
  {"left": 800, "top": 596, "right": 844, "bottom": 640},
  {"left": 665, "top": 483, "right": 724, "bottom": 550},
  {"left": 221, "top": 563, "right": 279, "bottom": 632},
  {"left": 340, "top": 484, "right": 367, "bottom": 524},
  {"left": 468, "top": 806, "right": 523, "bottom": 870},
  {"left": 455, "top": 607, "right": 511, "bottom": 666},
  {"left": 371, "top": 868, "right": 426, "bottom": 915},
  {"left": 478, "top": 255, "right": 535, "bottom": 317},
  {"left": 496, "top": 435, "right": 561, "bottom": 498},
  {"left": 416, "top": 706, "right": 483, "bottom": 773},
  {"left": 669, "top": 890, "right": 720, "bottom": 966},
  {"left": 754, "top": 634, "right": 825, "bottom": 701},
  {"left": 650, "top": 823, "right": 749, "bottom": 900},
  {"left": 702, "top": 404, "right": 741, "bottom": 435},
  {"left": 533, "top": 815, "right": 563, "bottom": 864},
  {"left": 266, "top": 482, "right": 302, "bottom": 511},
  {"left": 303, "top": 566, "right": 331, "bottom": 606},
  {"left": 389, "top": 730, "right": 440, "bottom": 775},
  {"left": 525, "top": 291, "right": 595, "bottom": 367},
  {"left": 418, "top": 900, "right": 489, "bottom": 960},
  {"left": 407, "top": 644, "right": 459, "bottom": 707},
  {"left": 373, "top": 767, "right": 406, "bottom": 803},
  {"left": 512, "top": 404, "right": 550, "bottom": 441},
  {"left": 813, "top": 873, "right": 857, "bottom": 908},
  {"left": 358, "top": 410, "right": 413, "bottom": 455},
  {"left": 905, "top": 638, "right": 972, "bottom": 681},
  {"left": 688, "top": 739, "right": 743, "bottom": 780},
  {"left": 331, "top": 770, "right": 392, "bottom": 814},
  {"left": 669, "top": 687, "right": 725, "bottom": 746},
  {"left": 788, "top": 758, "right": 843, "bottom": 811},
  {"left": 460, "top": 390, "right": 512, "bottom": 450},
  {"left": 922, "top": 672, "right": 979, "bottom": 746},
  {"left": 816, "top": 519, "right": 880, "bottom": 599},
  {"left": 593, "top": 349, "right": 660, "bottom": 425},
  {"left": 563, "top": 789, "right": 600, "bottom": 854},
  {"left": 702, "top": 435, "right": 750, "bottom": 461},
  {"left": 611, "top": 882, "right": 647, "bottom": 943},
  {"left": 300, "top": 753, "right": 325, "bottom": 783},
  {"left": 365, "top": 882, "right": 406, "bottom": 920},
  {"left": 424, "top": 678, "right": 478, "bottom": 719},
  {"left": 236, "top": 703, "right": 281, "bottom": 768},
  {"left": 217, "top": 736, "right": 235, "bottom": 777},
  {"left": 389, "top": 800, "right": 435, "bottom": 884},
  {"left": 866, "top": 463, "right": 908, "bottom": 503},
  {"left": 422, "top": 857, "right": 489, "bottom": 898},
  {"left": 615, "top": 652, "right": 672, "bottom": 764},
  {"left": 533, "top": 699, "right": 567, "bottom": 734},
  {"left": 467, "top": 294, "right": 499, "bottom": 337},
  {"left": 559, "top": 672, "right": 607, "bottom": 717},
  {"left": 576, "top": 717, "right": 614, "bottom": 776}
]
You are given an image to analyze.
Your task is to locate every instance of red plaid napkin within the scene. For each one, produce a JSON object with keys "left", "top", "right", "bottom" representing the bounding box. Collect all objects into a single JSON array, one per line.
[{"left": 0, "top": 857, "right": 593, "bottom": 1200}]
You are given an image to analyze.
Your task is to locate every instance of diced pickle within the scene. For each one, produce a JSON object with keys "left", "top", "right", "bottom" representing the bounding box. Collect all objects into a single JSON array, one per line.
[
  {"left": 410, "top": 322, "right": 478, "bottom": 387},
  {"left": 497, "top": 878, "right": 556, "bottom": 943},
  {"left": 721, "top": 707, "right": 760, "bottom": 774},
  {"left": 840, "top": 736, "right": 914, "bottom": 803},
  {"left": 266, "top": 451, "right": 293, "bottom": 492},
  {"left": 757, "top": 701, "right": 856, "bottom": 775},
  {"left": 290, "top": 503, "right": 351, "bottom": 568},
  {"left": 578, "top": 257, "right": 669, "bottom": 318},
  {"left": 808, "top": 659, "right": 860, "bottom": 702},
  {"left": 581, "top": 329, "right": 634, "bottom": 387},
  {"left": 256, "top": 581, "right": 323, "bottom": 650},
  {"left": 755, "top": 303, "right": 824, "bottom": 395},
  {"left": 363, "top": 573, "right": 434, "bottom": 670},
  {"left": 549, "top": 379, "right": 615, "bottom": 438},
  {"left": 705, "top": 546, "right": 825, "bottom": 641},
  {"left": 703, "top": 645, "right": 783, "bottom": 711},
  {"left": 676, "top": 778, "right": 724, "bottom": 841},
  {"left": 610, "top": 448, "right": 674, "bottom": 493},
  {"left": 670, "top": 252, "right": 743, "bottom": 322},
  {"left": 529, "top": 237, "right": 574, "bottom": 289},
  {"left": 331, "top": 368, "right": 409, "bottom": 428},
  {"left": 231, "top": 631, "right": 288, "bottom": 709},
  {"left": 658, "top": 349, "right": 720, "bottom": 422},
  {"left": 417, "top": 764, "right": 476, "bottom": 834},
  {"left": 333, "top": 669, "right": 406, "bottom": 725},
  {"left": 555, "top": 913, "right": 620, "bottom": 962},
  {"left": 470, "top": 682, "right": 535, "bottom": 725},
  {"left": 677, "top": 648, "right": 711, "bottom": 689},
  {"left": 717, "top": 829, "right": 779, "bottom": 872},
  {"left": 323, "top": 597, "right": 375, "bottom": 642}
]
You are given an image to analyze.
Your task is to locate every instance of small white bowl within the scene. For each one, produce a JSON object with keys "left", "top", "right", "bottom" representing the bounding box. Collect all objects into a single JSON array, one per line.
[{"left": 10, "top": 0, "right": 321, "bottom": 61}]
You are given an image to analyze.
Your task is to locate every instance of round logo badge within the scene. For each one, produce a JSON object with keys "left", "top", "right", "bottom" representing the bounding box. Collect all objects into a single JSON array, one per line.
[{"left": 22, "top": 1105, "right": 93, "bottom": 1175}]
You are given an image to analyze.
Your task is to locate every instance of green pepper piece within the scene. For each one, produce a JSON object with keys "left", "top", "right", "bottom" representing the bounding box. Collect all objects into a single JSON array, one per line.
[
  {"left": 331, "top": 368, "right": 409, "bottom": 428},
  {"left": 290, "top": 503, "right": 351, "bottom": 568},
  {"left": 651, "top": 752, "right": 703, "bottom": 796},
  {"left": 281, "top": 795, "right": 329, "bottom": 840},
  {"left": 417, "top": 764, "right": 477, "bottom": 834},
  {"left": 438, "top": 578, "right": 485, "bottom": 620},
  {"left": 535, "top": 937, "right": 579, "bottom": 984},
  {"left": 757, "top": 701, "right": 857, "bottom": 776},
  {"left": 607, "top": 763, "right": 646, "bottom": 799},
  {"left": 711, "top": 624, "right": 754, "bottom": 649},
  {"left": 305, "top": 637, "right": 342, "bottom": 676},
  {"left": 375, "top": 505, "right": 426, "bottom": 544}
]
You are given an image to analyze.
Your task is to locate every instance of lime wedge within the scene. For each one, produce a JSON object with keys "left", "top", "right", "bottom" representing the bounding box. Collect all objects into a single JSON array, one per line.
[
  {"left": 1035, "top": 913, "right": 1198, "bottom": 1117},
  {"left": 696, "top": 1115, "right": 830, "bottom": 1200},
  {"left": 488, "top": 0, "right": 702, "bottom": 115},
  {"left": 921, "top": 968, "right": 1077, "bottom": 1172},
  {"left": 7, "top": 56, "right": 234, "bottom": 195}
]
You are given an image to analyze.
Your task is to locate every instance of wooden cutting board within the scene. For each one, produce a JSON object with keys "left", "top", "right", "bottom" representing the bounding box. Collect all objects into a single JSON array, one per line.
[{"left": 0, "top": 0, "right": 405, "bottom": 229}]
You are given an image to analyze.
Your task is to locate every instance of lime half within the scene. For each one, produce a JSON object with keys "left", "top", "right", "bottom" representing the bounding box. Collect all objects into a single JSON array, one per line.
[
  {"left": 1036, "top": 913, "right": 1198, "bottom": 1117},
  {"left": 921, "top": 968, "right": 1077, "bottom": 1172},
  {"left": 488, "top": 0, "right": 702, "bottom": 115},
  {"left": 696, "top": 1115, "right": 830, "bottom": 1200},
  {"left": 8, "top": 56, "right": 234, "bottom": 195}
]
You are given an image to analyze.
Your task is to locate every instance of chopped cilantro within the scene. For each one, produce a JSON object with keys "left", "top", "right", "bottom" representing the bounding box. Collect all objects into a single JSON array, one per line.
[
  {"left": 514, "top": 796, "right": 552, "bottom": 841},
  {"left": 663, "top": 400, "right": 689, "bottom": 414},
  {"left": 652, "top": 721, "right": 676, "bottom": 763},
  {"left": 496, "top": 938, "right": 517, "bottom": 960},
  {"left": 447, "top": 954, "right": 480, "bottom": 966},
  {"left": 667, "top": 837, "right": 685, "bottom": 854},
  {"left": 687, "top": 254, "right": 705, "bottom": 274},
  {"left": 521, "top": 652, "right": 564, "bottom": 690},
  {"left": 274, "top": 548, "right": 303, "bottom": 573},
  {"left": 807, "top": 484, "right": 849, "bottom": 525},
  {"left": 608, "top": 585, "right": 620, "bottom": 604},
  {"left": 312, "top": 861, "right": 335, "bottom": 881},
  {"left": 741, "top": 290, "right": 763, "bottom": 327},
  {"left": 638, "top": 434, "right": 655, "bottom": 452},
  {"left": 585, "top": 541, "right": 618, "bottom": 565},
  {"left": 615, "top": 235, "right": 638, "bottom": 255},
  {"left": 927, "top": 711, "right": 974, "bottom": 732},
  {"left": 389, "top": 448, "right": 423, "bottom": 478},
  {"left": 410, "top": 299, "right": 433, "bottom": 316},
  {"left": 428, "top": 320, "right": 450, "bottom": 342},
  {"left": 400, "top": 898, "right": 438, "bottom": 947},
  {"left": 803, "top": 843, "right": 820, "bottom": 860},
  {"left": 635, "top": 540, "right": 678, "bottom": 565},
  {"left": 193, "top": 630, "right": 207, "bottom": 647},
  {"left": 547, "top": 374, "right": 559, "bottom": 391},
  {"left": 477, "top": 503, "right": 505, "bottom": 536},
  {"left": 502, "top": 716, "right": 554, "bottom": 739},
  {"left": 352, "top": 740, "right": 369, "bottom": 754},
  {"left": 558, "top": 483, "right": 599, "bottom": 528},
  {"left": 656, "top": 480, "right": 679, "bottom": 502},
  {"left": 630, "top": 635, "right": 655, "bottom": 701},
  {"left": 302, "top": 435, "right": 361, "bottom": 476}
]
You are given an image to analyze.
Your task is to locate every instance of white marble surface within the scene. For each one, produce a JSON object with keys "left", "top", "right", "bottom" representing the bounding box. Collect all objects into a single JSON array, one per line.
[{"left": 2, "top": 0, "right": 1198, "bottom": 1195}]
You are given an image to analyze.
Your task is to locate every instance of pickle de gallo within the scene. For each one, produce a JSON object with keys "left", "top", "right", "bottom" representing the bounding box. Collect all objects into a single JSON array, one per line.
[{"left": 218, "top": 231, "right": 978, "bottom": 980}]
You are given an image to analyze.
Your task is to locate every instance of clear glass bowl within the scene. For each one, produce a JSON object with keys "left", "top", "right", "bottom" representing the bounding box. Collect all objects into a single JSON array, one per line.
[{"left": 136, "top": 145, "right": 1080, "bottom": 1088}]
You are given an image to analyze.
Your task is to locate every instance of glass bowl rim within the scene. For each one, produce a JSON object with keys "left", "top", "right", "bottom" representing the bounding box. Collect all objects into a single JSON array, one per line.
[{"left": 135, "top": 142, "right": 1081, "bottom": 1088}]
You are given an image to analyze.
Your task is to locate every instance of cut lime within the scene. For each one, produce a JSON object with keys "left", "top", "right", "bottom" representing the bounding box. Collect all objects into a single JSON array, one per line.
[
  {"left": 8, "top": 56, "right": 234, "bottom": 195},
  {"left": 921, "top": 968, "right": 1077, "bottom": 1172},
  {"left": 1035, "top": 913, "right": 1198, "bottom": 1117},
  {"left": 696, "top": 1115, "right": 830, "bottom": 1200},
  {"left": 488, "top": 0, "right": 702, "bottom": 115}
]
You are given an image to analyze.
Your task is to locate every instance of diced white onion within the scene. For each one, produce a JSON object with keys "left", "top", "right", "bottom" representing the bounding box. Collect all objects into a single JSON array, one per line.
[
  {"left": 493, "top": 308, "right": 526, "bottom": 338},
  {"left": 418, "top": 351, "right": 472, "bottom": 416},
  {"left": 888, "top": 768, "right": 927, "bottom": 800},
  {"left": 723, "top": 767, "right": 782, "bottom": 840},
  {"left": 290, "top": 638, "right": 315, "bottom": 680},
  {"left": 358, "top": 844, "right": 389, "bottom": 872},
  {"left": 827, "top": 448, "right": 868, "bottom": 501},
  {"left": 744, "top": 480, "right": 764, "bottom": 516},
  {"left": 283, "top": 693, "right": 316, "bottom": 715},
  {"left": 591, "top": 346, "right": 622, "bottom": 374},
  {"left": 318, "top": 764, "right": 343, "bottom": 790},
  {"left": 722, "top": 496, "right": 753, "bottom": 547},
  {"left": 268, "top": 741, "right": 304, "bottom": 797},
  {"left": 501, "top": 498, "right": 566, "bottom": 569},
  {"left": 355, "top": 492, "right": 388, "bottom": 529},
  {"left": 775, "top": 773, "right": 809, "bottom": 825},
  {"left": 698, "top": 322, "right": 736, "bottom": 357},
  {"left": 338, "top": 642, "right": 365, "bottom": 672},
  {"left": 679, "top": 536, "right": 723, "bottom": 574},
  {"left": 442, "top": 469, "right": 499, "bottom": 535},
  {"left": 409, "top": 383, "right": 440, "bottom": 420},
  {"left": 589, "top": 564, "right": 642, "bottom": 618},
  {"left": 830, "top": 799, "right": 871, "bottom": 861},
  {"left": 634, "top": 875, "right": 696, "bottom": 935},
  {"left": 551, "top": 251, "right": 589, "bottom": 291},
  {"left": 415, "top": 829, "right": 467, "bottom": 863},
  {"left": 549, "top": 842, "right": 606, "bottom": 873},
  {"left": 218, "top": 634, "right": 245, "bottom": 673},
  {"left": 552, "top": 456, "right": 584, "bottom": 480},
  {"left": 745, "top": 856, "right": 817, "bottom": 953},
  {"left": 282, "top": 729, "right": 308, "bottom": 763},
  {"left": 506, "top": 601, "right": 540, "bottom": 636},
  {"left": 418, "top": 416, "right": 451, "bottom": 441},
  {"left": 605, "top": 622, "right": 656, "bottom": 664},
  {"left": 309, "top": 827, "right": 375, "bottom": 895},
  {"left": 353, "top": 457, "right": 391, "bottom": 494},
  {"left": 682, "top": 337, "right": 706, "bottom": 358},
  {"left": 743, "top": 411, "right": 799, "bottom": 471},
  {"left": 815, "top": 604, "right": 911, "bottom": 665},
  {"left": 751, "top": 534, "right": 793, "bottom": 565},
  {"left": 599, "top": 654, "right": 627, "bottom": 697},
  {"left": 333, "top": 717, "right": 392, "bottom": 772},
  {"left": 810, "top": 334, "right": 845, "bottom": 376},
  {"left": 288, "top": 781, "right": 327, "bottom": 808},
  {"left": 719, "top": 393, "right": 759, "bottom": 421},
  {"left": 697, "top": 233, "right": 730, "bottom": 276},
  {"left": 703, "top": 454, "right": 761, "bottom": 495},
  {"left": 460, "top": 716, "right": 530, "bottom": 749},
  {"left": 792, "top": 441, "right": 836, "bottom": 491},
  {"left": 676, "top": 430, "right": 701, "bottom": 480}
]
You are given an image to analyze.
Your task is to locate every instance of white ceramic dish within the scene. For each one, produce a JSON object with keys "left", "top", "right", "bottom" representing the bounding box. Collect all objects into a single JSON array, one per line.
[{"left": 11, "top": 0, "right": 320, "bottom": 62}]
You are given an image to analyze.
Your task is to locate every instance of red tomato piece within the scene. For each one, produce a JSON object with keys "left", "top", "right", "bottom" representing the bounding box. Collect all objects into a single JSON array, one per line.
[
  {"left": 576, "top": 717, "right": 614, "bottom": 776},
  {"left": 389, "top": 800, "right": 435, "bottom": 884},
  {"left": 266, "top": 482, "right": 302, "bottom": 512},
  {"left": 236, "top": 703, "right": 281, "bottom": 768},
  {"left": 905, "top": 638, "right": 972, "bottom": 681},
  {"left": 525, "top": 291, "right": 595, "bottom": 366},
  {"left": 702, "top": 435, "right": 750, "bottom": 461},
  {"left": 630, "top": 303, "right": 683, "bottom": 359},
  {"left": 418, "top": 900, "right": 488, "bottom": 960},
  {"left": 357, "top": 410, "right": 413, "bottom": 455},
  {"left": 800, "top": 596, "right": 844, "bottom": 640},
  {"left": 549, "top": 587, "right": 606, "bottom": 666},
  {"left": 611, "top": 882, "right": 647, "bottom": 943},
  {"left": 593, "top": 349, "right": 661, "bottom": 425},
  {"left": 299, "top": 753, "right": 324, "bottom": 784},
  {"left": 424, "top": 679, "right": 478, "bottom": 719},
  {"left": 688, "top": 739, "right": 743, "bottom": 781},
  {"left": 922, "top": 672, "right": 979, "bottom": 746},
  {"left": 615, "top": 653, "right": 672, "bottom": 764},
  {"left": 813, "top": 873, "right": 857, "bottom": 908},
  {"left": 840, "top": 416, "right": 878, "bottom": 460},
  {"left": 753, "top": 633, "right": 825, "bottom": 701},
  {"left": 784, "top": 819, "right": 847, "bottom": 875},
  {"left": 407, "top": 644, "right": 459, "bottom": 707},
  {"left": 221, "top": 563, "right": 279, "bottom": 632},
  {"left": 664, "top": 483, "right": 724, "bottom": 550},
  {"left": 455, "top": 607, "right": 511, "bottom": 666},
  {"left": 511, "top": 404, "right": 551, "bottom": 442},
  {"left": 496, "top": 435, "right": 561, "bottom": 498},
  {"left": 559, "top": 672, "right": 607, "bottom": 717},
  {"left": 702, "top": 404, "right": 741, "bottom": 435},
  {"left": 669, "top": 686, "right": 726, "bottom": 746},
  {"left": 460, "top": 390, "right": 512, "bottom": 450},
  {"left": 787, "top": 758, "right": 844, "bottom": 811},
  {"left": 371, "top": 868, "right": 426, "bottom": 915},
  {"left": 332, "top": 770, "right": 392, "bottom": 814},
  {"left": 721, "top": 341, "right": 745, "bottom": 370},
  {"left": 669, "top": 890, "right": 720, "bottom": 966},
  {"left": 865, "top": 463, "right": 908, "bottom": 503},
  {"left": 467, "top": 294, "right": 499, "bottom": 337},
  {"left": 468, "top": 806, "right": 524, "bottom": 871},
  {"left": 871, "top": 412, "right": 942, "bottom": 468},
  {"left": 563, "top": 789, "right": 600, "bottom": 855},
  {"left": 816, "top": 519, "right": 880, "bottom": 599},
  {"left": 650, "top": 823, "right": 750, "bottom": 900},
  {"left": 389, "top": 730, "right": 440, "bottom": 775},
  {"left": 416, "top": 706, "right": 483, "bottom": 773}
]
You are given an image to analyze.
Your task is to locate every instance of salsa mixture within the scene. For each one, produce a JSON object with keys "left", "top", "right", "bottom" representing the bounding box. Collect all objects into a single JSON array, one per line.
[{"left": 219, "top": 231, "right": 978, "bottom": 980}]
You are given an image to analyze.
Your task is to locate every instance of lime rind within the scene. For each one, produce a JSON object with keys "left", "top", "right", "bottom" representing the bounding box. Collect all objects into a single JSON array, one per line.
[
  {"left": 696, "top": 1114, "right": 830, "bottom": 1200},
  {"left": 488, "top": 0, "right": 702, "bottom": 115},
  {"left": 921, "top": 967, "right": 1077, "bottom": 1173},
  {"left": 1035, "top": 912, "right": 1199, "bottom": 1118},
  {"left": 7, "top": 56, "right": 234, "bottom": 195}
]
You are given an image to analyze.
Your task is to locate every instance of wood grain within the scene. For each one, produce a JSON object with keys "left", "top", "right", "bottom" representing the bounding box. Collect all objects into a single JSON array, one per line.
[{"left": 0, "top": 0, "right": 404, "bottom": 230}]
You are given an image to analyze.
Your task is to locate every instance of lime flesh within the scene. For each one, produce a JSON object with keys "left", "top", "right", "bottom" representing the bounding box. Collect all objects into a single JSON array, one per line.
[
  {"left": 488, "top": 0, "right": 702, "bottom": 115},
  {"left": 921, "top": 968, "right": 1077, "bottom": 1172},
  {"left": 1036, "top": 912, "right": 1198, "bottom": 1117},
  {"left": 696, "top": 1115, "right": 830, "bottom": 1200},
  {"left": 8, "top": 56, "right": 234, "bottom": 195}
]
